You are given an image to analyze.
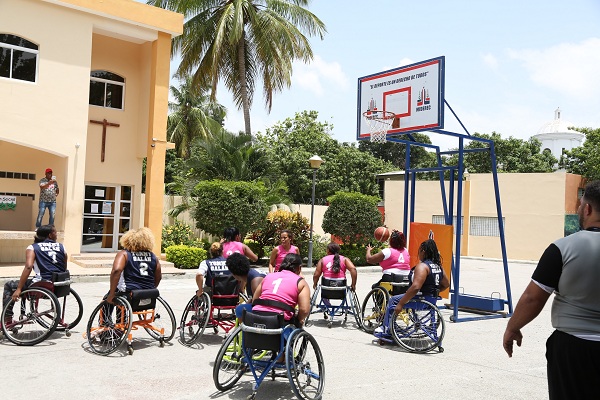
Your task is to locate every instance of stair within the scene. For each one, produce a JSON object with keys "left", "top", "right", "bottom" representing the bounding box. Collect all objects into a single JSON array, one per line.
[{"left": 71, "top": 253, "right": 174, "bottom": 268}]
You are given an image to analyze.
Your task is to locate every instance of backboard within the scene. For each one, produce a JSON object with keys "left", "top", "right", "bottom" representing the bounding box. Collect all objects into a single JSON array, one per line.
[{"left": 357, "top": 56, "right": 445, "bottom": 140}]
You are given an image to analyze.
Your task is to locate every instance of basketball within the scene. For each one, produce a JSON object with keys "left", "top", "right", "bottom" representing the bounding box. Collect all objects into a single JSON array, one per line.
[{"left": 374, "top": 226, "right": 391, "bottom": 242}]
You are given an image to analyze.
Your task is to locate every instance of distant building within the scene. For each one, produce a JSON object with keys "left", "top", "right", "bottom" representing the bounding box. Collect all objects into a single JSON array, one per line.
[{"left": 532, "top": 108, "right": 584, "bottom": 161}]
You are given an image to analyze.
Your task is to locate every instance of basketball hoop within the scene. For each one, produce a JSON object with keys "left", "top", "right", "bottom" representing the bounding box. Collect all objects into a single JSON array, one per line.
[{"left": 362, "top": 110, "right": 396, "bottom": 143}]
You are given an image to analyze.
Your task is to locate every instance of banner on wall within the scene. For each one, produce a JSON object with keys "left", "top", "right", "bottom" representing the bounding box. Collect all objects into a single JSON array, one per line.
[
  {"left": 408, "top": 222, "right": 453, "bottom": 299},
  {"left": 0, "top": 195, "right": 17, "bottom": 211}
]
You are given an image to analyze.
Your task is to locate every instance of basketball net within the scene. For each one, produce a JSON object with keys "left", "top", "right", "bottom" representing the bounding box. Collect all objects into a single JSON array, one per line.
[{"left": 363, "top": 110, "right": 396, "bottom": 143}]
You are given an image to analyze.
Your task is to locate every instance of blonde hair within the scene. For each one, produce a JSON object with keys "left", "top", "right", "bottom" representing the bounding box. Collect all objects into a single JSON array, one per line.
[
  {"left": 210, "top": 242, "right": 223, "bottom": 258},
  {"left": 120, "top": 227, "right": 155, "bottom": 252}
]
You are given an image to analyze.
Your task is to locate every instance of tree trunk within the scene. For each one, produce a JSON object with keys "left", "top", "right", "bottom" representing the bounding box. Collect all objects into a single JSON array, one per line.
[{"left": 237, "top": 37, "right": 252, "bottom": 135}]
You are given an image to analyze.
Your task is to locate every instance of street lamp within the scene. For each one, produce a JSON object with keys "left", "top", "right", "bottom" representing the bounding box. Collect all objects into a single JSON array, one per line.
[{"left": 307, "top": 155, "right": 324, "bottom": 268}]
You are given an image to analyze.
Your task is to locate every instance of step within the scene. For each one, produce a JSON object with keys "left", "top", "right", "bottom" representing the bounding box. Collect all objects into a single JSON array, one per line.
[{"left": 71, "top": 253, "right": 175, "bottom": 269}]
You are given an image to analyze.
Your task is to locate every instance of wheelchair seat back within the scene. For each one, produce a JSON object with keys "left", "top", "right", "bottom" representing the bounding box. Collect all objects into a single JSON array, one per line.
[
  {"left": 128, "top": 288, "right": 160, "bottom": 312},
  {"left": 241, "top": 309, "right": 285, "bottom": 351},
  {"left": 212, "top": 274, "right": 239, "bottom": 307},
  {"left": 389, "top": 273, "right": 409, "bottom": 295},
  {"left": 52, "top": 271, "right": 71, "bottom": 298},
  {"left": 320, "top": 277, "right": 347, "bottom": 300}
]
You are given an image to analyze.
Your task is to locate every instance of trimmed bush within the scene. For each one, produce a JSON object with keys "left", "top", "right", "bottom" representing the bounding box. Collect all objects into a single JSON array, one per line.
[
  {"left": 165, "top": 245, "right": 207, "bottom": 269},
  {"left": 248, "top": 209, "right": 310, "bottom": 259},
  {"left": 322, "top": 191, "right": 382, "bottom": 246},
  {"left": 162, "top": 221, "right": 205, "bottom": 252}
]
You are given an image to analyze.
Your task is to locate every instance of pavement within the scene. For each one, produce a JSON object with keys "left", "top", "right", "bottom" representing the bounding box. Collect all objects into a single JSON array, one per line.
[{"left": 0, "top": 257, "right": 552, "bottom": 400}]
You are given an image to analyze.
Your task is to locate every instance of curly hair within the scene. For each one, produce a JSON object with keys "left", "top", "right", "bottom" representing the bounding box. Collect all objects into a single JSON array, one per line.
[
  {"left": 120, "top": 227, "right": 155, "bottom": 252},
  {"left": 389, "top": 230, "right": 407, "bottom": 250},
  {"left": 279, "top": 253, "right": 303, "bottom": 273},
  {"left": 209, "top": 242, "right": 223, "bottom": 258},
  {"left": 583, "top": 180, "right": 600, "bottom": 213}
]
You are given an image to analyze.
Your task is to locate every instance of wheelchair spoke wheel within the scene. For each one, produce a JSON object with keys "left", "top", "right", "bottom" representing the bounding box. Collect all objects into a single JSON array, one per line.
[
  {"left": 179, "top": 293, "right": 211, "bottom": 345},
  {"left": 55, "top": 288, "right": 83, "bottom": 332},
  {"left": 390, "top": 299, "right": 445, "bottom": 353},
  {"left": 286, "top": 329, "right": 325, "bottom": 400},
  {"left": 86, "top": 297, "right": 132, "bottom": 355},
  {"left": 213, "top": 326, "right": 247, "bottom": 391},
  {"left": 360, "top": 287, "right": 389, "bottom": 333},
  {"left": 350, "top": 289, "right": 362, "bottom": 329},
  {"left": 1, "top": 287, "right": 60, "bottom": 346},
  {"left": 140, "top": 296, "right": 176, "bottom": 342}
]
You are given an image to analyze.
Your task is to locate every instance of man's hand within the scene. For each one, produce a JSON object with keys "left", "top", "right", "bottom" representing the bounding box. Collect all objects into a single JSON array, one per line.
[
  {"left": 503, "top": 328, "right": 523, "bottom": 357},
  {"left": 11, "top": 288, "right": 22, "bottom": 302},
  {"left": 106, "top": 292, "right": 115, "bottom": 304},
  {"left": 351, "top": 284, "right": 356, "bottom": 292},
  {"left": 394, "top": 302, "right": 403, "bottom": 314},
  {"left": 196, "top": 289, "right": 203, "bottom": 298}
]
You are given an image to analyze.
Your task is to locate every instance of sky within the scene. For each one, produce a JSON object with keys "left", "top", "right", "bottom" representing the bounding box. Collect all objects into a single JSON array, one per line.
[{"left": 159, "top": 0, "right": 600, "bottom": 150}]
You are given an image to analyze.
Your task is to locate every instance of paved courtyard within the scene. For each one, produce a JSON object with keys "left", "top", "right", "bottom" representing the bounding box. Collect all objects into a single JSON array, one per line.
[{"left": 0, "top": 258, "right": 550, "bottom": 400}]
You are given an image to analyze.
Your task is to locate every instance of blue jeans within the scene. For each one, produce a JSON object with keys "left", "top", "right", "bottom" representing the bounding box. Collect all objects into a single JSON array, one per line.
[{"left": 36, "top": 201, "right": 56, "bottom": 228}]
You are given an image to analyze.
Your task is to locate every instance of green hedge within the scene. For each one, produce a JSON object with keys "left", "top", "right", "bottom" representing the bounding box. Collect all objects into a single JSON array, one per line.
[
  {"left": 339, "top": 243, "right": 383, "bottom": 266},
  {"left": 165, "top": 245, "right": 207, "bottom": 269}
]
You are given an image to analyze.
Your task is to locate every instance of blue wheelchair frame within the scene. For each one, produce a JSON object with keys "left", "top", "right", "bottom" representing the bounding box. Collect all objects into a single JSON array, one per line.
[{"left": 306, "top": 277, "right": 362, "bottom": 329}]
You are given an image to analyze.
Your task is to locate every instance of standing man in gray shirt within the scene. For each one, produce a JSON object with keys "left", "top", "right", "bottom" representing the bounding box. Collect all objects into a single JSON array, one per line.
[
  {"left": 36, "top": 167, "right": 59, "bottom": 228},
  {"left": 503, "top": 180, "right": 600, "bottom": 400}
]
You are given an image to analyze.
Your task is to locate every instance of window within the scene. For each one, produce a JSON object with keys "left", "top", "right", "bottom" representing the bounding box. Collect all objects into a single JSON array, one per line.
[
  {"left": 432, "top": 215, "right": 463, "bottom": 235},
  {"left": 469, "top": 216, "right": 505, "bottom": 237},
  {"left": 0, "top": 34, "right": 38, "bottom": 82},
  {"left": 89, "top": 70, "right": 124, "bottom": 109}
]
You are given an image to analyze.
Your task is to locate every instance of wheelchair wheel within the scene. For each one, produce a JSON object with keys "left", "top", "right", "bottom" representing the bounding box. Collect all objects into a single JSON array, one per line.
[
  {"left": 55, "top": 288, "right": 84, "bottom": 333},
  {"left": 360, "top": 287, "right": 389, "bottom": 333},
  {"left": 286, "top": 329, "right": 325, "bottom": 400},
  {"left": 304, "top": 287, "right": 320, "bottom": 327},
  {"left": 349, "top": 289, "right": 362, "bottom": 328},
  {"left": 180, "top": 293, "right": 211, "bottom": 345},
  {"left": 389, "top": 298, "right": 445, "bottom": 353},
  {"left": 213, "top": 326, "right": 247, "bottom": 391},
  {"left": 140, "top": 296, "right": 176, "bottom": 343},
  {"left": 86, "top": 297, "right": 133, "bottom": 355},
  {"left": 1, "top": 287, "right": 60, "bottom": 346}
]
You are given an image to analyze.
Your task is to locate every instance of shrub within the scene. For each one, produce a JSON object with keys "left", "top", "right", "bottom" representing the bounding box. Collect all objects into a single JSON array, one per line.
[
  {"left": 248, "top": 209, "right": 310, "bottom": 259},
  {"left": 162, "top": 221, "right": 204, "bottom": 252},
  {"left": 165, "top": 245, "right": 207, "bottom": 269},
  {"left": 322, "top": 191, "right": 382, "bottom": 246},
  {"left": 308, "top": 233, "right": 329, "bottom": 265}
]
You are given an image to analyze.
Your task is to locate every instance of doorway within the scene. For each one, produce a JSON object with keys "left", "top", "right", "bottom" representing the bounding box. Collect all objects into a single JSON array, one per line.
[{"left": 81, "top": 185, "right": 131, "bottom": 252}]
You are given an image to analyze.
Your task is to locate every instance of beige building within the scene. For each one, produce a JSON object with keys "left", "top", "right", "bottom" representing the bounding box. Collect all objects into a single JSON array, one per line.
[
  {"left": 382, "top": 171, "right": 584, "bottom": 261},
  {"left": 0, "top": 0, "right": 183, "bottom": 262}
]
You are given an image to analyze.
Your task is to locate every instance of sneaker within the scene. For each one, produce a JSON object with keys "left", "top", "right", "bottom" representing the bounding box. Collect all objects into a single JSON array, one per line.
[{"left": 374, "top": 326, "right": 386, "bottom": 335}]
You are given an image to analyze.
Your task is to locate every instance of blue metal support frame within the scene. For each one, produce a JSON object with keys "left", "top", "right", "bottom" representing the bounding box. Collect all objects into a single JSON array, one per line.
[{"left": 380, "top": 104, "right": 513, "bottom": 322}]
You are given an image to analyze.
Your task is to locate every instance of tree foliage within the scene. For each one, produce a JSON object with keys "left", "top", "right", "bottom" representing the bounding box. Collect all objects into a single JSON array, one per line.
[
  {"left": 444, "top": 132, "right": 557, "bottom": 173},
  {"left": 560, "top": 127, "right": 600, "bottom": 180},
  {"left": 255, "top": 110, "right": 394, "bottom": 203},
  {"left": 248, "top": 209, "right": 310, "bottom": 259},
  {"left": 191, "top": 180, "right": 269, "bottom": 238},
  {"left": 322, "top": 192, "right": 382, "bottom": 246},
  {"left": 150, "top": 0, "right": 326, "bottom": 135},
  {"left": 358, "top": 133, "right": 437, "bottom": 171}
]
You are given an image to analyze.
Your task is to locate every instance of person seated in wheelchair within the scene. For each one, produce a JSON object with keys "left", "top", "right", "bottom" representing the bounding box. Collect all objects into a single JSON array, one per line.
[
  {"left": 195, "top": 242, "right": 231, "bottom": 298},
  {"left": 226, "top": 252, "right": 265, "bottom": 299},
  {"left": 365, "top": 229, "right": 411, "bottom": 290},
  {"left": 250, "top": 253, "right": 310, "bottom": 329},
  {"left": 3, "top": 224, "right": 67, "bottom": 324},
  {"left": 375, "top": 239, "right": 449, "bottom": 336},
  {"left": 313, "top": 242, "right": 357, "bottom": 294},
  {"left": 106, "top": 227, "right": 162, "bottom": 305},
  {"left": 222, "top": 226, "right": 258, "bottom": 262}
]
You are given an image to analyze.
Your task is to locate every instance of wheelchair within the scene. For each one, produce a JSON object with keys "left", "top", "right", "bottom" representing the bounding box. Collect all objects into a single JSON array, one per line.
[
  {"left": 179, "top": 274, "right": 244, "bottom": 345},
  {"left": 213, "top": 306, "right": 325, "bottom": 400},
  {"left": 1, "top": 271, "right": 83, "bottom": 346},
  {"left": 360, "top": 273, "right": 409, "bottom": 333},
  {"left": 305, "top": 277, "right": 361, "bottom": 328},
  {"left": 375, "top": 293, "right": 445, "bottom": 353},
  {"left": 85, "top": 288, "right": 176, "bottom": 355}
]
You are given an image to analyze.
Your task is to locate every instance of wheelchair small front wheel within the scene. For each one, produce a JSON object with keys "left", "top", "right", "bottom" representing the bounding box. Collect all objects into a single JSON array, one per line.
[{"left": 286, "top": 329, "right": 325, "bottom": 400}]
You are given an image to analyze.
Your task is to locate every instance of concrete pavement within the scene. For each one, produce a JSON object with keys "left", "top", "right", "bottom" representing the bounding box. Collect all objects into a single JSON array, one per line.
[{"left": 0, "top": 257, "right": 551, "bottom": 400}]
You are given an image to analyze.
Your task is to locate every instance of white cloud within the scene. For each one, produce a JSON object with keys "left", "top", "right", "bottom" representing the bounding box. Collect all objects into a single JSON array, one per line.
[
  {"left": 508, "top": 38, "right": 600, "bottom": 99},
  {"left": 481, "top": 53, "right": 498, "bottom": 70},
  {"left": 291, "top": 55, "right": 348, "bottom": 96}
]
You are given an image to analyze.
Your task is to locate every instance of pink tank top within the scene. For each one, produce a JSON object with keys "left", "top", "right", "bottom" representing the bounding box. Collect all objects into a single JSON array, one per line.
[
  {"left": 380, "top": 248, "right": 410, "bottom": 272},
  {"left": 222, "top": 241, "right": 244, "bottom": 258},
  {"left": 274, "top": 245, "right": 299, "bottom": 272},
  {"left": 321, "top": 254, "right": 347, "bottom": 279},
  {"left": 253, "top": 270, "right": 300, "bottom": 320}
]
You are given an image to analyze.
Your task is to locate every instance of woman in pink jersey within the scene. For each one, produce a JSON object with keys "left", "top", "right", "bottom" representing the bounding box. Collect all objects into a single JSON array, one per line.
[
  {"left": 252, "top": 253, "right": 310, "bottom": 327},
  {"left": 313, "top": 243, "right": 357, "bottom": 292},
  {"left": 268, "top": 230, "right": 299, "bottom": 273},
  {"left": 366, "top": 229, "right": 411, "bottom": 289},
  {"left": 222, "top": 227, "right": 258, "bottom": 262}
]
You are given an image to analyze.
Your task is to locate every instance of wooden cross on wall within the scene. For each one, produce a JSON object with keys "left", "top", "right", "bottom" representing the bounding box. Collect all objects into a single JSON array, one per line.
[{"left": 89, "top": 118, "right": 120, "bottom": 162}]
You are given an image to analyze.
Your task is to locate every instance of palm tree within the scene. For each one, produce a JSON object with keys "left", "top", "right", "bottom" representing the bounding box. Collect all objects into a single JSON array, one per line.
[
  {"left": 149, "top": 0, "right": 326, "bottom": 135},
  {"left": 168, "top": 76, "right": 226, "bottom": 158}
]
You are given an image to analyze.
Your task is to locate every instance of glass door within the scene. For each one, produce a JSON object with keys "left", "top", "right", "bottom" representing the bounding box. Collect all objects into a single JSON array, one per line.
[{"left": 81, "top": 185, "right": 131, "bottom": 252}]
